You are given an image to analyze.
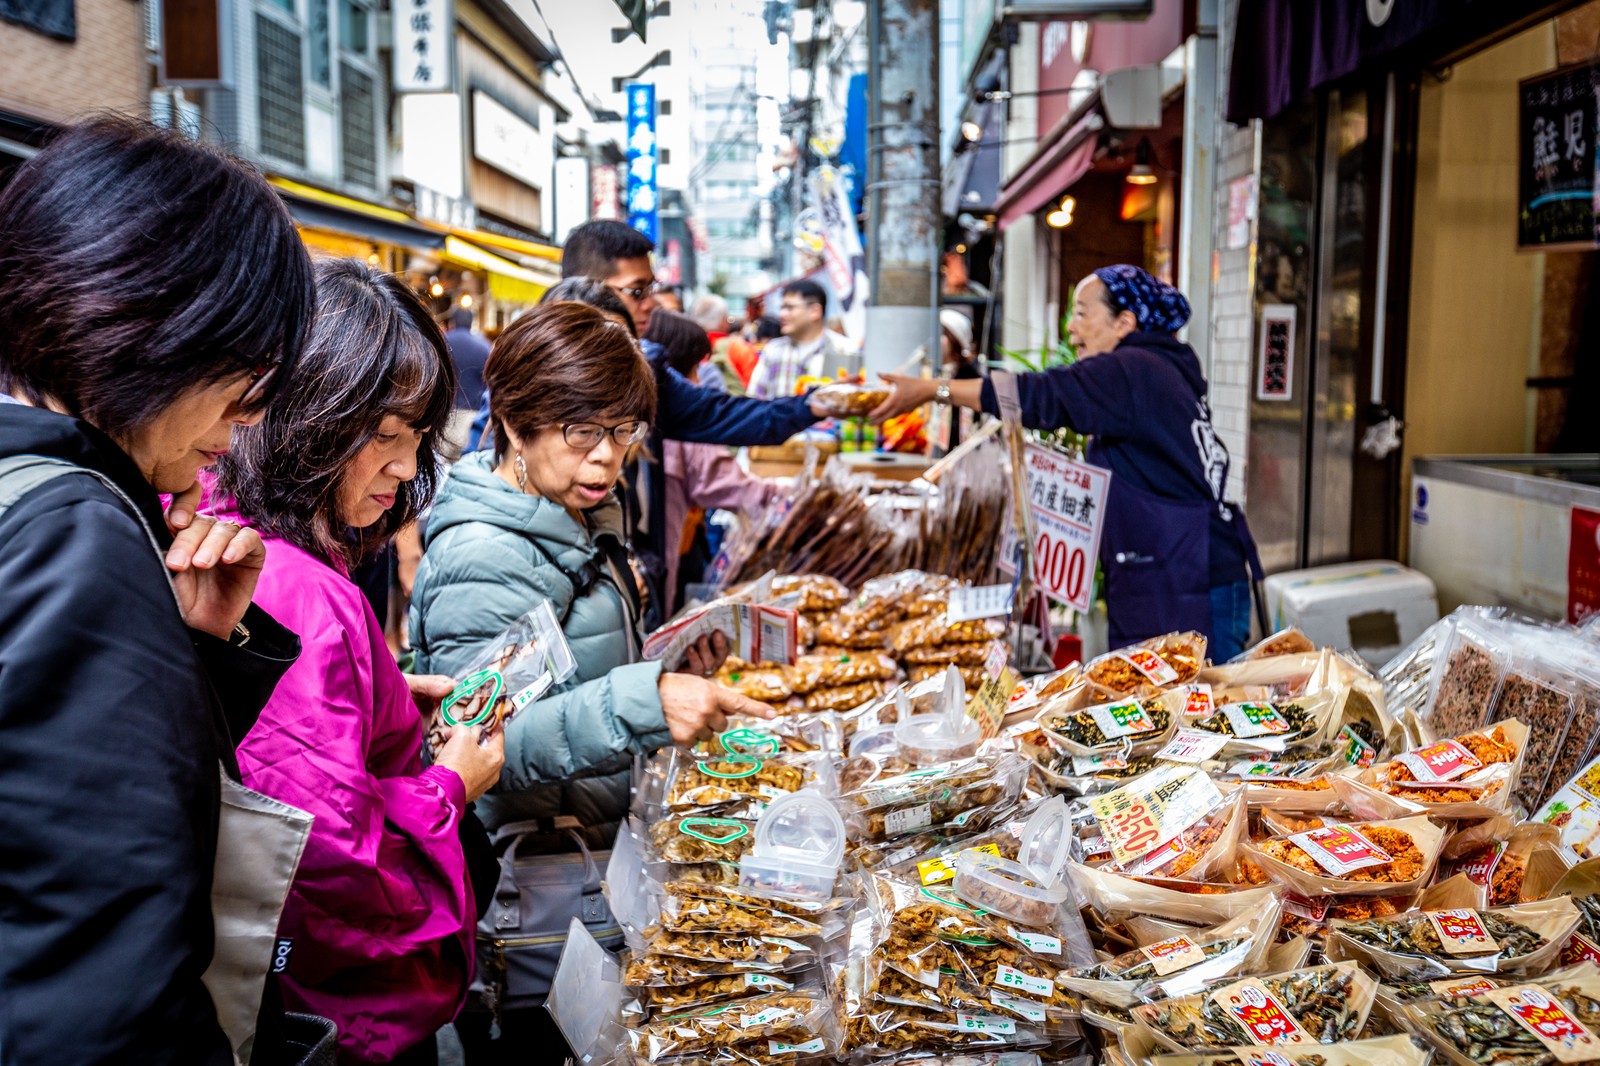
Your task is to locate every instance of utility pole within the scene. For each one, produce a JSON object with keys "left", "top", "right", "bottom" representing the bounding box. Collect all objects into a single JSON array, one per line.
[{"left": 865, "top": 0, "right": 940, "bottom": 378}]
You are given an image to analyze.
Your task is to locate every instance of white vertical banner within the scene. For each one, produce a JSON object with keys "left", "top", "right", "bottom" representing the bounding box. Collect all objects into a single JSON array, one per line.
[
  {"left": 393, "top": 0, "right": 453, "bottom": 93},
  {"left": 808, "top": 165, "right": 870, "bottom": 342}
]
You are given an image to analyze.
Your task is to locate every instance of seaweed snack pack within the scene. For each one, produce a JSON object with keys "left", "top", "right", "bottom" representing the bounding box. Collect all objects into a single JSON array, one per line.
[{"left": 426, "top": 600, "right": 575, "bottom": 758}]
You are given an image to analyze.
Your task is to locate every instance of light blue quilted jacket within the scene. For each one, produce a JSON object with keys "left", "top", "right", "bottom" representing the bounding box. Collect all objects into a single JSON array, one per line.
[{"left": 410, "top": 452, "right": 668, "bottom": 846}]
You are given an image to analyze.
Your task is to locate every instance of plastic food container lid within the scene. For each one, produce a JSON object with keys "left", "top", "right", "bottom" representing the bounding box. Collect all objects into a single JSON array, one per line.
[
  {"left": 1017, "top": 795, "right": 1071, "bottom": 884},
  {"left": 894, "top": 666, "right": 981, "bottom": 764},
  {"left": 750, "top": 789, "right": 846, "bottom": 870},
  {"left": 848, "top": 721, "right": 900, "bottom": 759},
  {"left": 952, "top": 849, "right": 1071, "bottom": 921}
]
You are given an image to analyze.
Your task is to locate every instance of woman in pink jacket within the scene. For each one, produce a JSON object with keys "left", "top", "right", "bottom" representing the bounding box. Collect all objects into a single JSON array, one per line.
[{"left": 214, "top": 259, "right": 505, "bottom": 1064}]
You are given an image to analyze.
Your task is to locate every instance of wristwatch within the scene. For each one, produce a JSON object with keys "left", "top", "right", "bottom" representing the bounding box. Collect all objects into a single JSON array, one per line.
[
  {"left": 228, "top": 621, "right": 252, "bottom": 648},
  {"left": 934, "top": 377, "right": 952, "bottom": 406}
]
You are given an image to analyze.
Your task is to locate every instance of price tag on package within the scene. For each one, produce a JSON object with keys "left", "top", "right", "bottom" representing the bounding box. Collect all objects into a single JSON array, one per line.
[
  {"left": 946, "top": 583, "right": 1016, "bottom": 623},
  {"left": 1287, "top": 825, "right": 1393, "bottom": 877},
  {"left": 1157, "top": 729, "right": 1229, "bottom": 764},
  {"left": 1087, "top": 765, "right": 1224, "bottom": 868},
  {"left": 1208, "top": 979, "right": 1310, "bottom": 1046},
  {"left": 1397, "top": 739, "right": 1484, "bottom": 783}
]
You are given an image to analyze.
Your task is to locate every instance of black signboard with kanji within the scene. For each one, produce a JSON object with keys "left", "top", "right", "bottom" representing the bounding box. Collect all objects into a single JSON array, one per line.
[{"left": 1520, "top": 64, "right": 1600, "bottom": 250}]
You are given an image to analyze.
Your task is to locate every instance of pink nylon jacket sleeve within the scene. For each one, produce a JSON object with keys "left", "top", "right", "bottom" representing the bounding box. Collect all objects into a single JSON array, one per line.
[{"left": 236, "top": 539, "right": 473, "bottom": 1063}]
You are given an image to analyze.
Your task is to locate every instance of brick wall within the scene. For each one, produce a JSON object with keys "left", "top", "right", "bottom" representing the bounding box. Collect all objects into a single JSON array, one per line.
[
  {"left": 1205, "top": 0, "right": 1256, "bottom": 507},
  {"left": 0, "top": 0, "right": 146, "bottom": 125}
]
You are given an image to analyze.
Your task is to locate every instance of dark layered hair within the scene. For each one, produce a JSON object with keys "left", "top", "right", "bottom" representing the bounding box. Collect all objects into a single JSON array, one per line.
[
  {"left": 0, "top": 116, "right": 314, "bottom": 440},
  {"left": 560, "top": 220, "right": 655, "bottom": 282},
  {"left": 644, "top": 310, "right": 712, "bottom": 378},
  {"left": 539, "top": 277, "right": 636, "bottom": 337},
  {"left": 486, "top": 301, "right": 656, "bottom": 461},
  {"left": 216, "top": 259, "right": 457, "bottom": 566},
  {"left": 782, "top": 278, "right": 827, "bottom": 309}
]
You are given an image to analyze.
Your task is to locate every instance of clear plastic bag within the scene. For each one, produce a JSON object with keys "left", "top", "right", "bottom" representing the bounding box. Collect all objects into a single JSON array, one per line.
[
  {"left": 1148, "top": 1034, "right": 1429, "bottom": 1066},
  {"left": 1083, "top": 632, "right": 1207, "bottom": 697},
  {"left": 1243, "top": 815, "right": 1446, "bottom": 898},
  {"left": 660, "top": 750, "right": 828, "bottom": 814},
  {"left": 1036, "top": 689, "right": 1182, "bottom": 759},
  {"left": 1323, "top": 897, "right": 1581, "bottom": 979},
  {"left": 838, "top": 751, "right": 1027, "bottom": 844},
  {"left": 625, "top": 989, "right": 831, "bottom": 1063},
  {"left": 1057, "top": 905, "right": 1280, "bottom": 1009},
  {"left": 1423, "top": 617, "right": 1509, "bottom": 742},
  {"left": 1404, "top": 971, "right": 1600, "bottom": 1066},
  {"left": 1131, "top": 961, "right": 1378, "bottom": 1052},
  {"left": 1335, "top": 720, "right": 1526, "bottom": 821},
  {"left": 425, "top": 600, "right": 576, "bottom": 758}
]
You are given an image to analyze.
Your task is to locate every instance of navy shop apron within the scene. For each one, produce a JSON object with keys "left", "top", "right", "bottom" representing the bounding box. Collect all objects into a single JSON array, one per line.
[{"left": 1100, "top": 479, "right": 1213, "bottom": 649}]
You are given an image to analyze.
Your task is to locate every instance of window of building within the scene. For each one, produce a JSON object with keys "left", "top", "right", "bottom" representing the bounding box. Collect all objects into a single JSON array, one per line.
[
  {"left": 338, "top": 0, "right": 369, "bottom": 54},
  {"left": 255, "top": 12, "right": 307, "bottom": 166},
  {"left": 706, "top": 218, "right": 755, "bottom": 239},
  {"left": 703, "top": 180, "right": 751, "bottom": 202},
  {"left": 307, "top": 0, "right": 331, "bottom": 87},
  {"left": 659, "top": 148, "right": 671, "bottom": 165},
  {"left": 339, "top": 60, "right": 377, "bottom": 187},
  {"left": 715, "top": 256, "right": 761, "bottom": 275}
]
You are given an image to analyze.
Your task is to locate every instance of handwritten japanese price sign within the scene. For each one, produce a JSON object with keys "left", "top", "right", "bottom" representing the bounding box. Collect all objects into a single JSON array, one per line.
[
  {"left": 998, "top": 444, "right": 1111, "bottom": 613},
  {"left": 1087, "top": 765, "right": 1222, "bottom": 868}
]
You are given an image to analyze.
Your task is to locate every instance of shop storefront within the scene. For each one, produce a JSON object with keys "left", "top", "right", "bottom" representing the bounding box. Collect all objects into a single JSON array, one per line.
[
  {"left": 993, "top": 0, "right": 1192, "bottom": 353},
  {"left": 1226, "top": 0, "right": 1600, "bottom": 609}
]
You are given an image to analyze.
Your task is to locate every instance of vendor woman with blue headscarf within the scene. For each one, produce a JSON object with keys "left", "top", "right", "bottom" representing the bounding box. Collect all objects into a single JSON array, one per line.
[{"left": 874, "top": 265, "right": 1262, "bottom": 660}]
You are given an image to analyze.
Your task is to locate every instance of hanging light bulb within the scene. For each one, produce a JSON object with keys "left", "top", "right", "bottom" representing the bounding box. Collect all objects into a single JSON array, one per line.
[
  {"left": 1045, "top": 195, "right": 1076, "bottom": 228},
  {"left": 429, "top": 277, "right": 445, "bottom": 297},
  {"left": 460, "top": 293, "right": 474, "bottom": 309},
  {"left": 960, "top": 120, "right": 982, "bottom": 143},
  {"left": 1126, "top": 139, "right": 1158, "bottom": 186}
]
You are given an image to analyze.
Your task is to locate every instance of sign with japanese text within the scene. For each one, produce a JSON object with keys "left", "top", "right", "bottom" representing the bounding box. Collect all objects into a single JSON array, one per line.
[
  {"left": 1087, "top": 765, "right": 1222, "bottom": 868},
  {"left": 392, "top": 0, "right": 452, "bottom": 93},
  {"left": 1485, "top": 985, "right": 1600, "bottom": 1061},
  {"left": 1208, "top": 979, "right": 1310, "bottom": 1046},
  {"left": 1569, "top": 506, "right": 1600, "bottom": 624},
  {"left": 1519, "top": 65, "right": 1600, "bottom": 250},
  {"left": 1287, "top": 825, "right": 1392, "bottom": 877},
  {"left": 997, "top": 444, "right": 1111, "bottom": 613},
  {"left": 592, "top": 165, "right": 621, "bottom": 221},
  {"left": 1397, "top": 739, "right": 1483, "bottom": 783},
  {"left": 624, "top": 82, "right": 659, "bottom": 244},
  {"left": 1256, "top": 305, "right": 1296, "bottom": 401}
]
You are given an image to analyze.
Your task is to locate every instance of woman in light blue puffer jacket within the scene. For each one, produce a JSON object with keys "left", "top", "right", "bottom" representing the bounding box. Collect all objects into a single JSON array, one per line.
[{"left": 409, "top": 301, "right": 773, "bottom": 1061}]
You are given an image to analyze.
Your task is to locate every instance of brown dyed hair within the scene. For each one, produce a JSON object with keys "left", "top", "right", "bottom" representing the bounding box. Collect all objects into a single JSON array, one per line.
[{"left": 485, "top": 301, "right": 657, "bottom": 460}]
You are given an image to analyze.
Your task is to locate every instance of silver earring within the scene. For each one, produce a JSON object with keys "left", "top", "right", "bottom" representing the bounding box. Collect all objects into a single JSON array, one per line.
[{"left": 514, "top": 453, "right": 529, "bottom": 492}]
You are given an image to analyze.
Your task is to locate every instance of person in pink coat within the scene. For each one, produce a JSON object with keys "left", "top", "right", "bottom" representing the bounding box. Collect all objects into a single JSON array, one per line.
[
  {"left": 213, "top": 259, "right": 505, "bottom": 1065},
  {"left": 644, "top": 310, "right": 783, "bottom": 617}
]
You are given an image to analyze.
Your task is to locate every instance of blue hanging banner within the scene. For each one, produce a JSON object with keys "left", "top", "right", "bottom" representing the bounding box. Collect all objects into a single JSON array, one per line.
[{"left": 624, "top": 82, "right": 659, "bottom": 245}]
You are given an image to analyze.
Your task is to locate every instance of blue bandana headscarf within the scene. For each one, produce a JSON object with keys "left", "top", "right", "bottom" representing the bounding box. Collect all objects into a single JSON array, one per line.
[{"left": 1092, "top": 264, "right": 1191, "bottom": 333}]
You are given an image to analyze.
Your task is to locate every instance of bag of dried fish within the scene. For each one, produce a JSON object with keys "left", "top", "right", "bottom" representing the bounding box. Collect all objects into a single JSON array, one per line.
[
  {"left": 1037, "top": 688, "right": 1181, "bottom": 758},
  {"left": 713, "top": 660, "right": 794, "bottom": 703},
  {"left": 1132, "top": 962, "right": 1379, "bottom": 1052},
  {"left": 1014, "top": 726, "right": 1159, "bottom": 793},
  {"left": 662, "top": 750, "right": 826, "bottom": 813},
  {"left": 1423, "top": 617, "right": 1508, "bottom": 742},
  {"left": 839, "top": 751, "right": 1028, "bottom": 844},
  {"left": 1232, "top": 627, "right": 1319, "bottom": 663},
  {"left": 657, "top": 882, "right": 855, "bottom": 941},
  {"left": 1545, "top": 859, "right": 1600, "bottom": 968},
  {"left": 1335, "top": 721, "right": 1526, "bottom": 821},
  {"left": 902, "top": 640, "right": 1001, "bottom": 667},
  {"left": 889, "top": 615, "right": 1007, "bottom": 657},
  {"left": 624, "top": 952, "right": 800, "bottom": 987},
  {"left": 1263, "top": 891, "right": 1410, "bottom": 945},
  {"left": 768, "top": 573, "right": 851, "bottom": 613},
  {"left": 1068, "top": 859, "right": 1283, "bottom": 928},
  {"left": 1058, "top": 906, "right": 1280, "bottom": 1009},
  {"left": 802, "top": 679, "right": 888, "bottom": 713},
  {"left": 624, "top": 968, "right": 814, "bottom": 1020},
  {"left": 861, "top": 957, "right": 1082, "bottom": 1034},
  {"left": 625, "top": 989, "right": 831, "bottom": 1062},
  {"left": 1148, "top": 1034, "right": 1429, "bottom": 1066},
  {"left": 1405, "top": 972, "right": 1600, "bottom": 1066},
  {"left": 1079, "top": 764, "right": 1240, "bottom": 882},
  {"left": 693, "top": 718, "right": 833, "bottom": 759},
  {"left": 1085, "top": 632, "right": 1207, "bottom": 696},
  {"left": 836, "top": 956, "right": 1055, "bottom": 1058},
  {"left": 1214, "top": 751, "right": 1350, "bottom": 813},
  {"left": 1243, "top": 815, "right": 1445, "bottom": 897},
  {"left": 781, "top": 650, "right": 898, "bottom": 695},
  {"left": 1186, "top": 697, "right": 1327, "bottom": 752},
  {"left": 649, "top": 813, "right": 762, "bottom": 866},
  {"left": 1324, "top": 897, "right": 1579, "bottom": 979},
  {"left": 1103, "top": 791, "right": 1248, "bottom": 884},
  {"left": 1486, "top": 660, "right": 1579, "bottom": 813},
  {"left": 1436, "top": 822, "right": 1560, "bottom": 907}
]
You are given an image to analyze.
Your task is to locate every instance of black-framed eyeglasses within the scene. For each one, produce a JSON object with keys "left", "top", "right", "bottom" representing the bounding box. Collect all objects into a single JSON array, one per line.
[
  {"left": 562, "top": 420, "right": 649, "bottom": 450},
  {"left": 240, "top": 361, "right": 279, "bottom": 406},
  {"left": 607, "top": 282, "right": 660, "bottom": 302}
]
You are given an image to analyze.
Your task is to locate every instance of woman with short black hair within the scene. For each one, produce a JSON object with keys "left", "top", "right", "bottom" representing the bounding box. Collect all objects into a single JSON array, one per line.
[
  {"left": 0, "top": 116, "right": 315, "bottom": 1065},
  {"left": 215, "top": 259, "right": 502, "bottom": 1065}
]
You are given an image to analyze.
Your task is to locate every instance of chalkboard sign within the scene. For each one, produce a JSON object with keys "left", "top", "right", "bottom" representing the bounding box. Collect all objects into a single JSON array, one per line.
[{"left": 1519, "top": 65, "right": 1600, "bottom": 250}]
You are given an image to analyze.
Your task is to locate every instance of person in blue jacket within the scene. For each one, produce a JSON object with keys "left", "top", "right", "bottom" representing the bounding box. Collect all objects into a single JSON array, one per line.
[
  {"left": 875, "top": 265, "right": 1262, "bottom": 660},
  {"left": 467, "top": 221, "right": 826, "bottom": 453}
]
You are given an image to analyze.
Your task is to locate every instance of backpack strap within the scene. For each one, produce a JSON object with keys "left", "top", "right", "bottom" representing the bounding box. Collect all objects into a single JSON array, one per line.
[{"left": 0, "top": 455, "right": 180, "bottom": 613}]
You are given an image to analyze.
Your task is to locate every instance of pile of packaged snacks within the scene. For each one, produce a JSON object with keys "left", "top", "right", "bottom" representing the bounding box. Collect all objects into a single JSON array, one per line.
[{"left": 575, "top": 604, "right": 1600, "bottom": 1065}]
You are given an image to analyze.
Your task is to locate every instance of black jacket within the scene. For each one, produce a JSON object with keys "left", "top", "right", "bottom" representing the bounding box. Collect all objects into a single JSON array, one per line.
[{"left": 0, "top": 404, "right": 300, "bottom": 1065}]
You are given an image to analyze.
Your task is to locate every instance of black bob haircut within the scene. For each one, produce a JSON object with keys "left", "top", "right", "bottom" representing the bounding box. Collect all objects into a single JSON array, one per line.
[
  {"left": 216, "top": 259, "right": 458, "bottom": 568},
  {"left": 782, "top": 278, "right": 827, "bottom": 309},
  {"left": 0, "top": 116, "right": 314, "bottom": 441},
  {"left": 561, "top": 220, "right": 655, "bottom": 282},
  {"left": 644, "top": 310, "right": 711, "bottom": 379}
]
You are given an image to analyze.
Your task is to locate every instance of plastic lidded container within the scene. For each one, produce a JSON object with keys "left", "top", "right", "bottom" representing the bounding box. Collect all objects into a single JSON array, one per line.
[
  {"left": 895, "top": 666, "right": 981, "bottom": 765},
  {"left": 953, "top": 795, "right": 1071, "bottom": 927},
  {"left": 738, "top": 789, "right": 847, "bottom": 901}
]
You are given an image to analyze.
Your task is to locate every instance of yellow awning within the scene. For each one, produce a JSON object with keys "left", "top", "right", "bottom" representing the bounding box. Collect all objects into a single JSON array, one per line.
[
  {"left": 270, "top": 177, "right": 419, "bottom": 226},
  {"left": 455, "top": 227, "right": 562, "bottom": 264},
  {"left": 443, "top": 235, "right": 556, "bottom": 306}
]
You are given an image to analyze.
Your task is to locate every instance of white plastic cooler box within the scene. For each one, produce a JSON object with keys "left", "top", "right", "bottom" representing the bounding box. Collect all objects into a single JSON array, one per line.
[{"left": 1261, "top": 560, "right": 1439, "bottom": 668}]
